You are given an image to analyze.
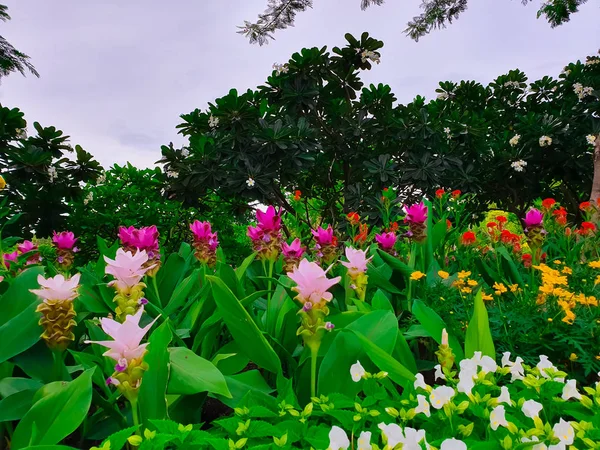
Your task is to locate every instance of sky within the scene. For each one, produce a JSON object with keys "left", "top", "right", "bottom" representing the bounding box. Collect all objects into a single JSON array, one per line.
[{"left": 0, "top": 0, "right": 598, "bottom": 169}]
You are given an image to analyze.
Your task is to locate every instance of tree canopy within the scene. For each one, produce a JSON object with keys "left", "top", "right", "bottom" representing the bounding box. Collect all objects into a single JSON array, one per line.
[{"left": 0, "top": 4, "right": 38, "bottom": 80}]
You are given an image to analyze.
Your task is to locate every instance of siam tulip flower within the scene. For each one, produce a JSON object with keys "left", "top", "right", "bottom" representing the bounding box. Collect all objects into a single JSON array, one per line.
[
  {"left": 341, "top": 247, "right": 372, "bottom": 300},
  {"left": 118, "top": 225, "right": 161, "bottom": 275},
  {"left": 247, "top": 206, "right": 282, "bottom": 261},
  {"left": 404, "top": 202, "right": 428, "bottom": 242},
  {"left": 524, "top": 208, "right": 544, "bottom": 228},
  {"left": 441, "top": 438, "right": 467, "bottom": 450},
  {"left": 490, "top": 405, "right": 509, "bottom": 430},
  {"left": 31, "top": 273, "right": 81, "bottom": 351},
  {"left": 282, "top": 238, "right": 305, "bottom": 272},
  {"left": 357, "top": 431, "right": 372, "bottom": 450},
  {"left": 522, "top": 399, "right": 543, "bottom": 419},
  {"left": 524, "top": 208, "right": 545, "bottom": 250},
  {"left": 328, "top": 426, "right": 350, "bottom": 450},
  {"left": 189, "top": 220, "right": 219, "bottom": 267},
  {"left": 86, "top": 307, "right": 157, "bottom": 401},
  {"left": 287, "top": 259, "right": 340, "bottom": 309},
  {"left": 17, "top": 240, "right": 41, "bottom": 265},
  {"left": 350, "top": 360, "right": 366, "bottom": 382},
  {"left": 53, "top": 231, "right": 79, "bottom": 269},
  {"left": 375, "top": 231, "right": 397, "bottom": 254},
  {"left": 3, "top": 250, "right": 18, "bottom": 268},
  {"left": 312, "top": 225, "right": 338, "bottom": 264},
  {"left": 312, "top": 225, "right": 336, "bottom": 246},
  {"left": 105, "top": 249, "right": 154, "bottom": 321}
]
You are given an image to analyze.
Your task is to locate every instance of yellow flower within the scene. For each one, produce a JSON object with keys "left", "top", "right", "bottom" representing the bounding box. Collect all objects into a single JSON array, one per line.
[
  {"left": 561, "top": 266, "right": 572, "bottom": 275},
  {"left": 554, "top": 260, "right": 562, "bottom": 265},
  {"left": 0, "top": 175, "right": 5, "bottom": 190},
  {"left": 411, "top": 271, "right": 426, "bottom": 281},
  {"left": 481, "top": 292, "right": 493, "bottom": 301},
  {"left": 509, "top": 284, "right": 519, "bottom": 293},
  {"left": 594, "top": 275, "right": 600, "bottom": 285},
  {"left": 460, "top": 287, "right": 473, "bottom": 294},
  {"left": 562, "top": 309, "right": 576, "bottom": 325},
  {"left": 588, "top": 260, "right": 600, "bottom": 269},
  {"left": 457, "top": 270, "right": 471, "bottom": 279},
  {"left": 438, "top": 270, "right": 449, "bottom": 279},
  {"left": 467, "top": 279, "right": 478, "bottom": 287},
  {"left": 547, "top": 318, "right": 553, "bottom": 322},
  {"left": 569, "top": 353, "right": 578, "bottom": 361},
  {"left": 493, "top": 282, "right": 507, "bottom": 295}
]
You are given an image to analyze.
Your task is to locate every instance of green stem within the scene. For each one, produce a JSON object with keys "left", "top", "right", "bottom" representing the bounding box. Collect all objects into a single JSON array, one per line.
[
  {"left": 309, "top": 341, "right": 321, "bottom": 398},
  {"left": 52, "top": 349, "right": 64, "bottom": 381},
  {"left": 151, "top": 276, "right": 161, "bottom": 305},
  {"left": 130, "top": 398, "right": 141, "bottom": 434},
  {"left": 267, "top": 260, "right": 274, "bottom": 302}
]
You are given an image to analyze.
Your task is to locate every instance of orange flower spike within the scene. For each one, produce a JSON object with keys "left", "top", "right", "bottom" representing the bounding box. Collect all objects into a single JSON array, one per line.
[
  {"left": 294, "top": 190, "right": 302, "bottom": 201},
  {"left": 435, "top": 188, "right": 445, "bottom": 199},
  {"left": 451, "top": 189, "right": 461, "bottom": 198}
]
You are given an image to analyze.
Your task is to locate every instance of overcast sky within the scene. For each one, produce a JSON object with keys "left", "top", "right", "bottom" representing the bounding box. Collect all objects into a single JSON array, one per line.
[{"left": 1, "top": 0, "right": 598, "bottom": 169}]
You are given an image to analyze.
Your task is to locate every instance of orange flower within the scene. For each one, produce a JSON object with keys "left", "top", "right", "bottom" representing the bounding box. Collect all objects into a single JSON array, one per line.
[
  {"left": 446, "top": 219, "right": 452, "bottom": 230},
  {"left": 461, "top": 231, "right": 476, "bottom": 245},
  {"left": 553, "top": 207, "right": 567, "bottom": 226},
  {"left": 389, "top": 221, "right": 399, "bottom": 232},
  {"left": 522, "top": 253, "right": 532, "bottom": 268},
  {"left": 294, "top": 190, "right": 301, "bottom": 201},
  {"left": 353, "top": 223, "right": 369, "bottom": 244},
  {"left": 346, "top": 212, "right": 360, "bottom": 226},
  {"left": 383, "top": 187, "right": 389, "bottom": 192},
  {"left": 495, "top": 216, "right": 507, "bottom": 230},
  {"left": 580, "top": 201, "right": 592, "bottom": 211},
  {"left": 487, "top": 222, "right": 497, "bottom": 229},
  {"left": 577, "top": 221, "right": 597, "bottom": 236},
  {"left": 565, "top": 227, "right": 572, "bottom": 237},
  {"left": 451, "top": 190, "right": 461, "bottom": 198},
  {"left": 541, "top": 198, "right": 556, "bottom": 209},
  {"left": 435, "top": 188, "right": 445, "bottom": 198}
]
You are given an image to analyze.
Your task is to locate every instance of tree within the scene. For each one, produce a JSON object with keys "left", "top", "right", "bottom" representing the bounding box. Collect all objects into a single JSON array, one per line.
[
  {"left": 0, "top": 4, "right": 38, "bottom": 80},
  {"left": 0, "top": 104, "right": 102, "bottom": 237},
  {"left": 240, "top": 0, "right": 591, "bottom": 44},
  {"left": 162, "top": 34, "right": 599, "bottom": 228}
]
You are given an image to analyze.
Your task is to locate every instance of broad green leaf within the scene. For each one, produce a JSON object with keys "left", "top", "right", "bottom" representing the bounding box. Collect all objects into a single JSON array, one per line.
[
  {"left": 412, "top": 299, "right": 464, "bottom": 361},
  {"left": 371, "top": 289, "right": 393, "bottom": 312},
  {"left": 156, "top": 253, "right": 186, "bottom": 307},
  {"left": 378, "top": 249, "right": 413, "bottom": 278},
  {"left": 167, "top": 347, "right": 231, "bottom": 398},
  {"left": 366, "top": 263, "right": 402, "bottom": 294},
  {"left": 496, "top": 246, "right": 525, "bottom": 286},
  {"left": 217, "top": 370, "right": 275, "bottom": 408},
  {"left": 0, "top": 389, "right": 36, "bottom": 422},
  {"left": 12, "top": 342, "right": 54, "bottom": 383},
  {"left": 12, "top": 369, "right": 94, "bottom": 449},
  {"left": 431, "top": 219, "right": 447, "bottom": 252},
  {"left": 208, "top": 275, "right": 281, "bottom": 374},
  {"left": 464, "top": 290, "right": 495, "bottom": 359},
  {"left": 0, "top": 302, "right": 42, "bottom": 364},
  {"left": 235, "top": 252, "right": 257, "bottom": 281},
  {"left": 0, "top": 377, "right": 43, "bottom": 397},
  {"left": 392, "top": 329, "right": 418, "bottom": 374},
  {"left": 164, "top": 270, "right": 199, "bottom": 315},
  {"left": 139, "top": 321, "right": 172, "bottom": 423},
  {"left": 1, "top": 266, "right": 44, "bottom": 326}
]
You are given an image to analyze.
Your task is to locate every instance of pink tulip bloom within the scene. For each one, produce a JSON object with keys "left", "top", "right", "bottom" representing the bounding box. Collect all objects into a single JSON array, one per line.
[
  {"left": 190, "top": 221, "right": 219, "bottom": 250},
  {"left": 247, "top": 225, "right": 263, "bottom": 241},
  {"left": 18, "top": 240, "right": 37, "bottom": 254},
  {"left": 312, "top": 225, "right": 335, "bottom": 246},
  {"left": 104, "top": 249, "right": 154, "bottom": 291},
  {"left": 85, "top": 307, "right": 157, "bottom": 362},
  {"left": 52, "top": 231, "right": 78, "bottom": 250},
  {"left": 3, "top": 250, "right": 18, "bottom": 268},
  {"left": 119, "top": 226, "right": 159, "bottom": 253},
  {"left": 375, "top": 232, "right": 397, "bottom": 251},
  {"left": 31, "top": 273, "right": 81, "bottom": 303},
  {"left": 255, "top": 206, "right": 281, "bottom": 233},
  {"left": 118, "top": 226, "right": 136, "bottom": 246},
  {"left": 287, "top": 258, "right": 341, "bottom": 305},
  {"left": 341, "top": 247, "right": 373, "bottom": 277},
  {"left": 523, "top": 208, "right": 544, "bottom": 228},
  {"left": 282, "top": 238, "right": 305, "bottom": 259},
  {"left": 404, "top": 202, "right": 428, "bottom": 224}
]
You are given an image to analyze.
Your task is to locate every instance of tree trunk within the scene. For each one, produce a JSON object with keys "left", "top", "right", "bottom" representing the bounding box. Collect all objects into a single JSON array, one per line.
[{"left": 590, "top": 136, "right": 600, "bottom": 203}]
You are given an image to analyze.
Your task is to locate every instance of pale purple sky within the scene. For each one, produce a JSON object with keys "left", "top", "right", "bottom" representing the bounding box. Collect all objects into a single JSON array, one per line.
[{"left": 1, "top": 0, "right": 598, "bottom": 168}]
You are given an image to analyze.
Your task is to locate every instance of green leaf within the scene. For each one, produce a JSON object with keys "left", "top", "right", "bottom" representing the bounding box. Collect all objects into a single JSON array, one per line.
[
  {"left": 156, "top": 253, "right": 186, "bottom": 307},
  {"left": 464, "top": 290, "right": 495, "bottom": 359},
  {"left": 139, "top": 321, "right": 172, "bottom": 423},
  {"left": 1, "top": 266, "right": 44, "bottom": 326},
  {"left": 366, "top": 263, "right": 402, "bottom": 294},
  {"left": 21, "top": 446, "right": 80, "bottom": 450},
  {"left": 167, "top": 347, "right": 231, "bottom": 397},
  {"left": 0, "top": 302, "right": 42, "bottom": 364},
  {"left": 378, "top": 249, "right": 413, "bottom": 278},
  {"left": 371, "top": 289, "right": 393, "bottom": 312},
  {"left": 392, "top": 329, "right": 418, "bottom": 374},
  {"left": 93, "top": 426, "right": 139, "bottom": 450},
  {"left": 218, "top": 370, "right": 275, "bottom": 408},
  {"left": 0, "top": 389, "right": 36, "bottom": 422},
  {"left": 496, "top": 246, "right": 525, "bottom": 286},
  {"left": 164, "top": 270, "right": 199, "bottom": 315},
  {"left": 412, "top": 299, "right": 464, "bottom": 361},
  {"left": 235, "top": 252, "right": 257, "bottom": 281},
  {"left": 0, "top": 377, "right": 43, "bottom": 397},
  {"left": 207, "top": 275, "right": 281, "bottom": 374},
  {"left": 11, "top": 369, "right": 94, "bottom": 449}
]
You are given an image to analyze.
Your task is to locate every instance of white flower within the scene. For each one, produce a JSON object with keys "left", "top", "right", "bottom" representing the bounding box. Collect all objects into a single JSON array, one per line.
[
  {"left": 521, "top": 436, "right": 548, "bottom": 450},
  {"left": 166, "top": 170, "right": 178, "bottom": 178},
  {"left": 429, "top": 386, "right": 455, "bottom": 409},
  {"left": 490, "top": 405, "right": 509, "bottom": 431},
  {"left": 497, "top": 386, "right": 511, "bottom": 405},
  {"left": 401, "top": 428, "right": 427, "bottom": 450},
  {"left": 522, "top": 399, "right": 543, "bottom": 419},
  {"left": 360, "top": 50, "right": 380, "bottom": 64},
  {"left": 96, "top": 173, "right": 106, "bottom": 184},
  {"left": 509, "top": 134, "right": 521, "bottom": 147},
  {"left": 414, "top": 394, "right": 431, "bottom": 417},
  {"left": 273, "top": 62, "right": 289, "bottom": 75},
  {"left": 208, "top": 115, "right": 219, "bottom": 128},
  {"left": 561, "top": 379, "right": 582, "bottom": 400},
  {"left": 83, "top": 192, "right": 93, "bottom": 205},
  {"left": 501, "top": 352, "right": 512, "bottom": 367},
  {"left": 444, "top": 127, "right": 451, "bottom": 136},
  {"left": 441, "top": 328, "right": 449, "bottom": 346},
  {"left": 357, "top": 431, "right": 372, "bottom": 450},
  {"left": 539, "top": 135, "right": 552, "bottom": 147},
  {"left": 378, "top": 423, "right": 404, "bottom": 448},
  {"left": 246, "top": 177, "right": 256, "bottom": 188},
  {"left": 472, "top": 351, "right": 497, "bottom": 374},
  {"left": 511, "top": 160, "right": 527, "bottom": 172},
  {"left": 437, "top": 92, "right": 449, "bottom": 101},
  {"left": 413, "top": 373, "right": 429, "bottom": 391},
  {"left": 586, "top": 134, "right": 597, "bottom": 146},
  {"left": 350, "top": 361, "right": 366, "bottom": 382},
  {"left": 48, "top": 166, "right": 58, "bottom": 183},
  {"left": 441, "top": 438, "right": 467, "bottom": 450},
  {"left": 553, "top": 419, "right": 574, "bottom": 445},
  {"left": 537, "top": 355, "right": 558, "bottom": 378},
  {"left": 509, "top": 356, "right": 525, "bottom": 381},
  {"left": 181, "top": 147, "right": 190, "bottom": 157},
  {"left": 503, "top": 81, "right": 521, "bottom": 89},
  {"left": 434, "top": 364, "right": 446, "bottom": 381},
  {"left": 328, "top": 426, "right": 349, "bottom": 450},
  {"left": 585, "top": 58, "right": 600, "bottom": 66},
  {"left": 573, "top": 82, "right": 594, "bottom": 100}
]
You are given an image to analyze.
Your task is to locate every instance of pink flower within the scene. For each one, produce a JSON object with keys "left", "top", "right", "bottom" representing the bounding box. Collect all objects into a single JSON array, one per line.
[
  {"left": 85, "top": 307, "right": 157, "bottom": 362},
  {"left": 0, "top": 276, "right": 4, "bottom": 283},
  {"left": 53, "top": 231, "right": 78, "bottom": 250},
  {"left": 255, "top": 206, "right": 281, "bottom": 233},
  {"left": 30, "top": 273, "right": 81, "bottom": 303},
  {"left": 3, "top": 250, "right": 18, "bottom": 268},
  {"left": 341, "top": 247, "right": 372, "bottom": 277},
  {"left": 523, "top": 208, "right": 544, "bottom": 228},
  {"left": 118, "top": 226, "right": 136, "bottom": 246},
  {"left": 104, "top": 249, "right": 153, "bottom": 291},
  {"left": 312, "top": 225, "right": 335, "bottom": 246},
  {"left": 287, "top": 258, "right": 341, "bottom": 305},
  {"left": 404, "top": 202, "right": 428, "bottom": 224},
  {"left": 17, "top": 240, "right": 37, "bottom": 254},
  {"left": 247, "top": 225, "right": 263, "bottom": 241},
  {"left": 375, "top": 231, "right": 397, "bottom": 251},
  {"left": 190, "top": 221, "right": 219, "bottom": 250},
  {"left": 282, "top": 238, "right": 305, "bottom": 259},
  {"left": 119, "top": 226, "right": 159, "bottom": 254}
]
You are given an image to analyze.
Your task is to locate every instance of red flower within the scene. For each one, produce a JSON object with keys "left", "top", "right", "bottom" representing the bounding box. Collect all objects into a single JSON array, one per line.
[
  {"left": 383, "top": 187, "right": 389, "bottom": 192},
  {"left": 389, "top": 221, "right": 399, "bottom": 232},
  {"left": 496, "top": 216, "right": 507, "bottom": 224},
  {"left": 553, "top": 207, "right": 567, "bottom": 226},
  {"left": 435, "top": 188, "right": 445, "bottom": 198},
  {"left": 294, "top": 190, "right": 301, "bottom": 201},
  {"left": 487, "top": 222, "right": 497, "bottom": 229},
  {"left": 461, "top": 230, "right": 476, "bottom": 245},
  {"left": 500, "top": 230, "right": 520, "bottom": 245},
  {"left": 565, "top": 227, "right": 572, "bottom": 237},
  {"left": 446, "top": 219, "right": 452, "bottom": 230},
  {"left": 347, "top": 212, "right": 360, "bottom": 226},
  {"left": 580, "top": 201, "right": 592, "bottom": 211},
  {"left": 577, "top": 221, "right": 597, "bottom": 235},
  {"left": 451, "top": 190, "right": 461, "bottom": 198},
  {"left": 541, "top": 198, "right": 556, "bottom": 209},
  {"left": 522, "top": 253, "right": 532, "bottom": 268},
  {"left": 353, "top": 223, "right": 369, "bottom": 244}
]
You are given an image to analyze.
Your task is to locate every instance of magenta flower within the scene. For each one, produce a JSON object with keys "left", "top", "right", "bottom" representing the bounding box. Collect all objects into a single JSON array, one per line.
[
  {"left": 247, "top": 206, "right": 282, "bottom": 261},
  {"left": 119, "top": 226, "right": 159, "bottom": 254},
  {"left": 104, "top": 249, "right": 154, "bottom": 291},
  {"left": 30, "top": 273, "right": 81, "bottom": 303},
  {"left": 523, "top": 208, "right": 544, "bottom": 228},
  {"left": 190, "top": 221, "right": 219, "bottom": 251},
  {"left": 287, "top": 258, "right": 341, "bottom": 306},
  {"left": 375, "top": 231, "right": 397, "bottom": 251},
  {"left": 118, "top": 226, "right": 136, "bottom": 246},
  {"left": 52, "top": 231, "right": 78, "bottom": 250},
  {"left": 18, "top": 240, "right": 37, "bottom": 254},
  {"left": 312, "top": 225, "right": 335, "bottom": 246},
  {"left": 341, "top": 247, "right": 372, "bottom": 277},
  {"left": 247, "top": 225, "right": 263, "bottom": 241},
  {"left": 404, "top": 202, "right": 428, "bottom": 224},
  {"left": 3, "top": 250, "right": 18, "bottom": 268},
  {"left": 282, "top": 238, "right": 305, "bottom": 259},
  {"left": 255, "top": 206, "right": 281, "bottom": 233}
]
